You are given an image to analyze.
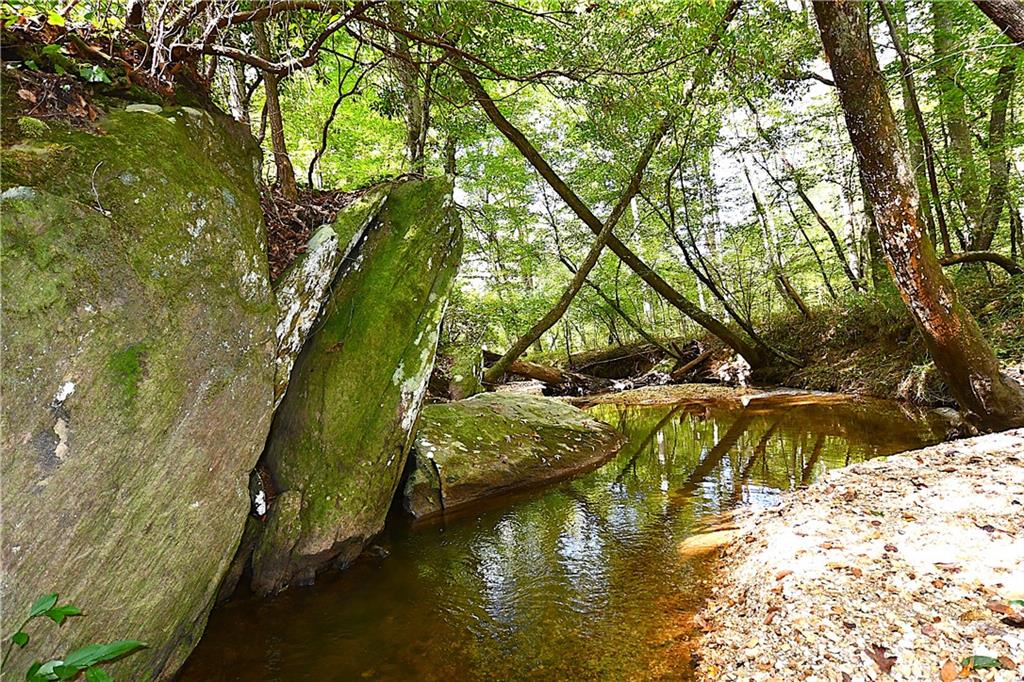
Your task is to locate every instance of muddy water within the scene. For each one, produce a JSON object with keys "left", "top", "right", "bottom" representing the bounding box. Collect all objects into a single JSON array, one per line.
[{"left": 179, "top": 394, "right": 948, "bottom": 681}]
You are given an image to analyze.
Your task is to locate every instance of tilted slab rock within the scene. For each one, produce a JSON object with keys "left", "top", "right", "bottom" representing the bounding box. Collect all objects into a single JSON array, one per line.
[
  {"left": 252, "top": 177, "right": 463, "bottom": 594},
  {"left": 1, "top": 103, "right": 275, "bottom": 679},
  {"left": 271, "top": 191, "right": 387, "bottom": 406},
  {"left": 403, "top": 393, "right": 625, "bottom": 519}
]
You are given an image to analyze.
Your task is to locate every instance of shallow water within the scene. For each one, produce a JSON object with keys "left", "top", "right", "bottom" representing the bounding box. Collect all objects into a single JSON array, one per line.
[{"left": 180, "top": 394, "right": 947, "bottom": 681}]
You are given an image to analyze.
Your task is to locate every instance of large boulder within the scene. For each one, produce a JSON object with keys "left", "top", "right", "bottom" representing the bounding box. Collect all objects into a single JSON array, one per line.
[
  {"left": 403, "top": 393, "right": 625, "bottom": 519},
  {"left": 252, "top": 177, "right": 463, "bottom": 594},
  {"left": 1, "top": 103, "right": 275, "bottom": 679}
]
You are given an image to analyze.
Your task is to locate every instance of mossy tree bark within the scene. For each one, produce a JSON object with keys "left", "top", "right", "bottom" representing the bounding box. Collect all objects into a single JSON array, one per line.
[{"left": 814, "top": 0, "right": 1024, "bottom": 430}]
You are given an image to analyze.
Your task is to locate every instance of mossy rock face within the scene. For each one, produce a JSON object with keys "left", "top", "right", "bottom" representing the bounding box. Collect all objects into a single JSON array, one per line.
[
  {"left": 271, "top": 192, "right": 385, "bottom": 406},
  {"left": 1, "top": 103, "right": 275, "bottom": 679},
  {"left": 404, "top": 393, "right": 625, "bottom": 519},
  {"left": 252, "top": 177, "right": 463, "bottom": 594}
]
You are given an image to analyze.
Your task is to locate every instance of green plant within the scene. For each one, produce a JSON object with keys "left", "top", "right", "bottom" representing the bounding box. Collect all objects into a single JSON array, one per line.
[{"left": 1, "top": 593, "right": 146, "bottom": 681}]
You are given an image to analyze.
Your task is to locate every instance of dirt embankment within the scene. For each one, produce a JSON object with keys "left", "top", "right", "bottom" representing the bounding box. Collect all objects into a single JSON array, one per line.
[{"left": 695, "top": 429, "right": 1024, "bottom": 681}]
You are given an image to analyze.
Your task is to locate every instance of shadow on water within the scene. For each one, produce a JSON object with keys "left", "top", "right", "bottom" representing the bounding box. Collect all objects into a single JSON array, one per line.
[{"left": 179, "top": 394, "right": 948, "bottom": 681}]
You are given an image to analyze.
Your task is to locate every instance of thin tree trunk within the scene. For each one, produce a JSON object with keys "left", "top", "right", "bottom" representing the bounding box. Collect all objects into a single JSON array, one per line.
[
  {"left": 977, "top": 55, "right": 1018, "bottom": 250},
  {"left": 482, "top": 112, "right": 675, "bottom": 384},
  {"left": 456, "top": 0, "right": 773, "bottom": 370},
  {"left": 879, "top": 1, "right": 950, "bottom": 254},
  {"left": 815, "top": 0, "right": 1024, "bottom": 430},
  {"left": 744, "top": 163, "right": 811, "bottom": 318},
  {"left": 939, "top": 250, "right": 1022, "bottom": 275},
  {"left": 934, "top": 2, "right": 983, "bottom": 243},
  {"left": 790, "top": 170, "right": 864, "bottom": 291},
  {"left": 254, "top": 20, "right": 297, "bottom": 201}
]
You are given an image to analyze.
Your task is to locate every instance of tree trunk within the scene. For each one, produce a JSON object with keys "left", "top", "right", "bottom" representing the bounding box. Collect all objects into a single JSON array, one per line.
[
  {"left": 879, "top": 0, "right": 951, "bottom": 254},
  {"left": 977, "top": 55, "right": 1018, "bottom": 250},
  {"left": 973, "top": 0, "right": 1024, "bottom": 45},
  {"left": 480, "top": 106, "right": 676, "bottom": 385},
  {"left": 934, "top": 2, "right": 982, "bottom": 244},
  {"left": 814, "top": 0, "right": 1024, "bottom": 430},
  {"left": 455, "top": 0, "right": 771, "bottom": 370},
  {"left": 254, "top": 21, "right": 298, "bottom": 202}
]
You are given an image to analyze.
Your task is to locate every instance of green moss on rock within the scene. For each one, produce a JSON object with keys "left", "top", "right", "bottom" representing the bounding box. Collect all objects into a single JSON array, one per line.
[
  {"left": 404, "top": 393, "right": 625, "bottom": 519},
  {"left": 252, "top": 177, "right": 463, "bottom": 595},
  {"left": 1, "top": 98, "right": 275, "bottom": 680}
]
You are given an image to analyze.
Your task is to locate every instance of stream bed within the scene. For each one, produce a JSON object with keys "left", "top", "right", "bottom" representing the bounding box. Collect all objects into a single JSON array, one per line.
[{"left": 179, "top": 393, "right": 948, "bottom": 681}]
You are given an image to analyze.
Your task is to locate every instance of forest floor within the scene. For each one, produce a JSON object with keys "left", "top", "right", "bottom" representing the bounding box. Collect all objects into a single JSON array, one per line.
[{"left": 695, "top": 428, "right": 1024, "bottom": 681}]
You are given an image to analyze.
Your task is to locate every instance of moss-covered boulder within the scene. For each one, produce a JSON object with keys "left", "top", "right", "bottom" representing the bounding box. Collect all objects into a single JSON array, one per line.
[
  {"left": 403, "top": 393, "right": 625, "bottom": 518},
  {"left": 1, "top": 104, "right": 275, "bottom": 679},
  {"left": 251, "top": 177, "right": 463, "bottom": 594},
  {"left": 272, "top": 192, "right": 385, "bottom": 406}
]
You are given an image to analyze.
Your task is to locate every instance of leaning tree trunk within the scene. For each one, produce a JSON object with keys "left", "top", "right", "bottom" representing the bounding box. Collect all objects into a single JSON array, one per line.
[
  {"left": 973, "top": 0, "right": 1024, "bottom": 45},
  {"left": 814, "top": 0, "right": 1024, "bottom": 430},
  {"left": 254, "top": 20, "right": 298, "bottom": 202},
  {"left": 480, "top": 110, "right": 675, "bottom": 384}
]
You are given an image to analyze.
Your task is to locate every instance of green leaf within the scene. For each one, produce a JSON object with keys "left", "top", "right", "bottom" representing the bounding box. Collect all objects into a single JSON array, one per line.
[
  {"left": 25, "top": 661, "right": 43, "bottom": 681},
  {"left": 12, "top": 631, "right": 29, "bottom": 647},
  {"left": 46, "top": 10, "right": 65, "bottom": 26},
  {"left": 40, "top": 44, "right": 62, "bottom": 57},
  {"left": 29, "top": 594, "right": 58, "bottom": 618},
  {"left": 45, "top": 605, "right": 83, "bottom": 626},
  {"left": 962, "top": 655, "right": 1003, "bottom": 670},
  {"left": 84, "top": 668, "right": 113, "bottom": 682},
  {"left": 33, "top": 659, "right": 63, "bottom": 681},
  {"left": 53, "top": 665, "right": 79, "bottom": 680},
  {"left": 78, "top": 65, "right": 111, "bottom": 84},
  {"left": 1010, "top": 599, "right": 1024, "bottom": 608},
  {"left": 63, "top": 640, "right": 147, "bottom": 668},
  {"left": 25, "top": 60, "right": 39, "bottom": 71}
]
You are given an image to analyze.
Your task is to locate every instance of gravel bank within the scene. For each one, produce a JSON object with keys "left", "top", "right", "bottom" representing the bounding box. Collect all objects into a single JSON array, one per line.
[{"left": 697, "top": 429, "right": 1024, "bottom": 681}]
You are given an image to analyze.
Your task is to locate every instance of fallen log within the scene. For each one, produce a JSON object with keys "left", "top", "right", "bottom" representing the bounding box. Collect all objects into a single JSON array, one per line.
[
  {"left": 483, "top": 350, "right": 613, "bottom": 396},
  {"left": 670, "top": 349, "right": 714, "bottom": 382}
]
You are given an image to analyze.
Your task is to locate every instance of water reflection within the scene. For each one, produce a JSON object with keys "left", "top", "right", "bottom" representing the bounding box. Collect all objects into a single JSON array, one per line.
[{"left": 180, "top": 395, "right": 947, "bottom": 681}]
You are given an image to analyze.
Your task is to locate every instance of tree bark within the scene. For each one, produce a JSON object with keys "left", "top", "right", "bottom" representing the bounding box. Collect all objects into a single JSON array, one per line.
[
  {"left": 254, "top": 20, "right": 298, "bottom": 201},
  {"left": 814, "top": 0, "right": 1024, "bottom": 429},
  {"left": 973, "top": 0, "right": 1024, "bottom": 45}
]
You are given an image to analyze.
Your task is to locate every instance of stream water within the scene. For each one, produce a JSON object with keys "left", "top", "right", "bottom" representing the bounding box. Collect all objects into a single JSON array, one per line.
[{"left": 179, "top": 393, "right": 948, "bottom": 681}]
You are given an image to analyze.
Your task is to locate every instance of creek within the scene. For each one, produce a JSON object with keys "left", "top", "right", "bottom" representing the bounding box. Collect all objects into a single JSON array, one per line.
[{"left": 180, "top": 391, "right": 948, "bottom": 681}]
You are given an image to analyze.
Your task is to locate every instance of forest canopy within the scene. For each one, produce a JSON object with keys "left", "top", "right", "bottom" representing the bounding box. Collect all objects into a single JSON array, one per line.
[{"left": 3, "top": 0, "right": 1022, "bottom": 426}]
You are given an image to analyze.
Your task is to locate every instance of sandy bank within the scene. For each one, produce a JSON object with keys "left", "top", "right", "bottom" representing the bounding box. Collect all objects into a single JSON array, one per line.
[{"left": 696, "top": 429, "right": 1024, "bottom": 681}]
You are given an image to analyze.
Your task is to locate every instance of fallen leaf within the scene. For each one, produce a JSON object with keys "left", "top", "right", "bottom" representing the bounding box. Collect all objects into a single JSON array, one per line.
[
  {"left": 866, "top": 644, "right": 896, "bottom": 673},
  {"left": 775, "top": 570, "right": 793, "bottom": 581},
  {"left": 961, "top": 655, "right": 1003, "bottom": 670},
  {"left": 939, "top": 659, "right": 959, "bottom": 682},
  {"left": 17, "top": 89, "right": 37, "bottom": 103},
  {"left": 998, "top": 656, "right": 1016, "bottom": 670}
]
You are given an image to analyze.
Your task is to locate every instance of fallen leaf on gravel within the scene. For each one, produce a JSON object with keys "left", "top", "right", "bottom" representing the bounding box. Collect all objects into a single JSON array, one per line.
[
  {"left": 866, "top": 644, "right": 896, "bottom": 673},
  {"left": 961, "top": 655, "right": 1004, "bottom": 670},
  {"left": 939, "top": 659, "right": 959, "bottom": 681},
  {"left": 775, "top": 570, "right": 792, "bottom": 581},
  {"left": 997, "top": 656, "right": 1016, "bottom": 670}
]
